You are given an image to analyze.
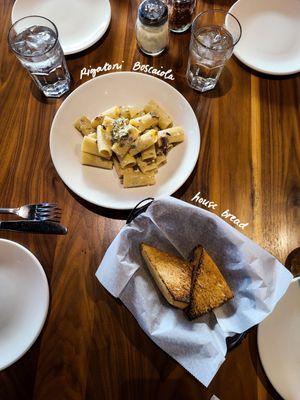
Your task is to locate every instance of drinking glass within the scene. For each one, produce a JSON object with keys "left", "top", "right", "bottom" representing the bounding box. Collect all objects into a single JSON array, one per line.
[
  {"left": 186, "top": 10, "right": 242, "bottom": 92},
  {"left": 8, "top": 16, "right": 70, "bottom": 98}
]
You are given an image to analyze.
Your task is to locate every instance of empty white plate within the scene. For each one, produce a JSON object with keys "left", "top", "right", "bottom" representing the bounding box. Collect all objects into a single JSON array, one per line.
[
  {"left": 11, "top": 0, "right": 111, "bottom": 55},
  {"left": 0, "top": 239, "right": 49, "bottom": 370},
  {"left": 50, "top": 72, "right": 200, "bottom": 210},
  {"left": 229, "top": 0, "right": 300, "bottom": 75},
  {"left": 257, "top": 277, "right": 300, "bottom": 400}
]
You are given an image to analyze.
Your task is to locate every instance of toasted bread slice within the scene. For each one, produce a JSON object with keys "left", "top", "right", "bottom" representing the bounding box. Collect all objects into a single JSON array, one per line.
[
  {"left": 190, "top": 245, "right": 204, "bottom": 270},
  {"left": 187, "top": 246, "right": 234, "bottom": 319},
  {"left": 140, "top": 243, "right": 193, "bottom": 309}
]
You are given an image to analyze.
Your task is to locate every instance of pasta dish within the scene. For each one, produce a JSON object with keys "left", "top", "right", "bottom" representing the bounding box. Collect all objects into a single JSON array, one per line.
[{"left": 74, "top": 100, "right": 185, "bottom": 188}]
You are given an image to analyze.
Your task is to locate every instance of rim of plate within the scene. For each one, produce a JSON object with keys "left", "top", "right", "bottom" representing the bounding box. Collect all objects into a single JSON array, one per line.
[
  {"left": 11, "top": 0, "right": 111, "bottom": 55},
  {"left": 228, "top": 0, "right": 300, "bottom": 76},
  {"left": 49, "top": 71, "right": 200, "bottom": 210},
  {"left": 257, "top": 276, "right": 300, "bottom": 399},
  {"left": 0, "top": 239, "right": 49, "bottom": 371}
]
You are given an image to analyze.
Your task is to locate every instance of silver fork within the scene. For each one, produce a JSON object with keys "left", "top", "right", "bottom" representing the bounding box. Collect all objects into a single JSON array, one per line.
[{"left": 0, "top": 203, "right": 62, "bottom": 222}]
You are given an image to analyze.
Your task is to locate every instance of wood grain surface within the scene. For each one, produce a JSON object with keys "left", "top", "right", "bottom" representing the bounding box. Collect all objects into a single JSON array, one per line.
[{"left": 0, "top": 0, "right": 299, "bottom": 399}]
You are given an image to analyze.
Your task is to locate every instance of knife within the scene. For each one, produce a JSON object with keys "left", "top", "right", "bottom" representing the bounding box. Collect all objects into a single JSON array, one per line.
[{"left": 0, "top": 220, "right": 68, "bottom": 235}]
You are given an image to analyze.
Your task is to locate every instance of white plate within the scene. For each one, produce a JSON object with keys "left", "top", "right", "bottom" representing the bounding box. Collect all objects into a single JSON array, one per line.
[
  {"left": 11, "top": 0, "right": 111, "bottom": 55},
  {"left": 50, "top": 72, "right": 200, "bottom": 210},
  {"left": 257, "top": 277, "right": 300, "bottom": 400},
  {"left": 229, "top": 0, "right": 300, "bottom": 75},
  {"left": 0, "top": 239, "right": 49, "bottom": 371}
]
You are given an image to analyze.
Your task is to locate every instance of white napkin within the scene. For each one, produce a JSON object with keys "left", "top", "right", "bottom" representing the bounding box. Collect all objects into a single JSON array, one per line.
[{"left": 96, "top": 196, "right": 292, "bottom": 386}]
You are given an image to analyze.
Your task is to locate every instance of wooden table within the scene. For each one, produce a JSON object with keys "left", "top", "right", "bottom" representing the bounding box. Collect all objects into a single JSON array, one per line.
[{"left": 0, "top": 0, "right": 299, "bottom": 399}]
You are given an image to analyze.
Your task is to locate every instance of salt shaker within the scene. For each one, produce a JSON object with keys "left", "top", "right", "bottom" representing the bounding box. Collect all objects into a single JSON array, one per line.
[
  {"left": 166, "top": 0, "right": 196, "bottom": 33},
  {"left": 136, "top": 0, "right": 169, "bottom": 56}
]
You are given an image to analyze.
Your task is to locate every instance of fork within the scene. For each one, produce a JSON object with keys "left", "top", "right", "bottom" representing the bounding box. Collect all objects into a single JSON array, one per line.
[{"left": 0, "top": 203, "right": 62, "bottom": 222}]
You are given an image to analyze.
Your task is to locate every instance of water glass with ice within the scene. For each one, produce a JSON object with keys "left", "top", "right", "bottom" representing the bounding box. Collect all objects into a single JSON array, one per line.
[
  {"left": 8, "top": 16, "right": 70, "bottom": 98},
  {"left": 186, "top": 10, "right": 242, "bottom": 92}
]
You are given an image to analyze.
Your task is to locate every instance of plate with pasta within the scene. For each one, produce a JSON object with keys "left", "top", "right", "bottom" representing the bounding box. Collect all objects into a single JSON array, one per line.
[{"left": 50, "top": 72, "right": 200, "bottom": 210}]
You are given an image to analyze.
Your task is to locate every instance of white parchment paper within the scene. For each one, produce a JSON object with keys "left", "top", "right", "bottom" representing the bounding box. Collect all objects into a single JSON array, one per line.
[{"left": 96, "top": 197, "right": 293, "bottom": 386}]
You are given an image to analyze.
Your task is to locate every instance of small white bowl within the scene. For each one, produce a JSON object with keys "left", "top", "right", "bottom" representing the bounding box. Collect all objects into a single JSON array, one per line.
[
  {"left": 0, "top": 239, "right": 49, "bottom": 370},
  {"left": 12, "top": 0, "right": 111, "bottom": 55},
  {"left": 258, "top": 277, "right": 300, "bottom": 399},
  {"left": 229, "top": 0, "right": 300, "bottom": 75}
]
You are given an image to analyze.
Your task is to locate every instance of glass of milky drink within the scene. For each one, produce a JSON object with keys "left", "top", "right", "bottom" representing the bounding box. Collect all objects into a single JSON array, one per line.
[
  {"left": 186, "top": 10, "right": 242, "bottom": 92},
  {"left": 8, "top": 16, "right": 70, "bottom": 98}
]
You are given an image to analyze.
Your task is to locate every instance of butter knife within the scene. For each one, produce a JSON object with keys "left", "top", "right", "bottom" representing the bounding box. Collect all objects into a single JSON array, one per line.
[{"left": 0, "top": 220, "right": 67, "bottom": 235}]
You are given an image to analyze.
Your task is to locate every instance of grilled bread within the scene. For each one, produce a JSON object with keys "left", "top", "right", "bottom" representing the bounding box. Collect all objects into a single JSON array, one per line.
[
  {"left": 187, "top": 245, "right": 234, "bottom": 320},
  {"left": 140, "top": 243, "right": 193, "bottom": 309}
]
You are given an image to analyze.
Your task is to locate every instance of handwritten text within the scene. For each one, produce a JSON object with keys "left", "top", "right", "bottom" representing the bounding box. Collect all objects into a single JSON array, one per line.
[
  {"left": 80, "top": 62, "right": 124, "bottom": 79},
  {"left": 191, "top": 192, "right": 249, "bottom": 230}
]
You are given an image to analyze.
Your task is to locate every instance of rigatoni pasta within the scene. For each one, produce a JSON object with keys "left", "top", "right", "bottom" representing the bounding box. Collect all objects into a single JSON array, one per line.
[
  {"left": 81, "top": 152, "right": 113, "bottom": 169},
  {"left": 158, "top": 127, "right": 185, "bottom": 144},
  {"left": 141, "top": 144, "right": 156, "bottom": 162},
  {"left": 123, "top": 169, "right": 156, "bottom": 188},
  {"left": 96, "top": 126, "right": 112, "bottom": 159},
  {"left": 144, "top": 99, "right": 173, "bottom": 129},
  {"left": 118, "top": 153, "right": 136, "bottom": 169},
  {"left": 74, "top": 100, "right": 185, "bottom": 188},
  {"left": 81, "top": 136, "right": 99, "bottom": 156},
  {"left": 130, "top": 113, "right": 159, "bottom": 132},
  {"left": 129, "top": 129, "right": 158, "bottom": 156},
  {"left": 74, "top": 116, "right": 95, "bottom": 136}
]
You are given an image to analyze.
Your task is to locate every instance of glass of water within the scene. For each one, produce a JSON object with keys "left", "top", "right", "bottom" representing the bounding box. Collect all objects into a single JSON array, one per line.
[
  {"left": 186, "top": 9, "right": 242, "bottom": 92},
  {"left": 8, "top": 16, "right": 70, "bottom": 98}
]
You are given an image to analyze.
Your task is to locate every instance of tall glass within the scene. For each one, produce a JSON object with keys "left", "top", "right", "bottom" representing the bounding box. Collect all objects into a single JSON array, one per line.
[
  {"left": 8, "top": 16, "right": 70, "bottom": 98},
  {"left": 186, "top": 10, "right": 242, "bottom": 92}
]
